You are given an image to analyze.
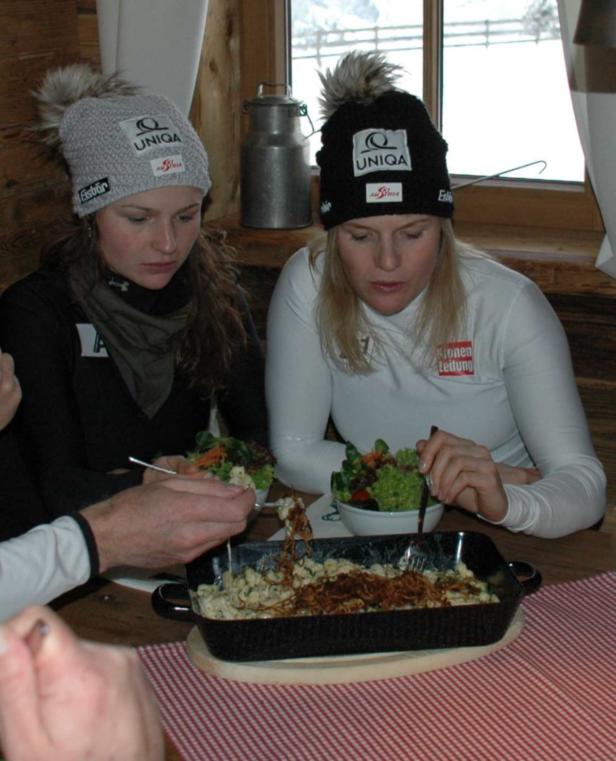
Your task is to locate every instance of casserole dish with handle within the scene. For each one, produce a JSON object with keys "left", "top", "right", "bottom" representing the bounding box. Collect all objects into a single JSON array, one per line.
[{"left": 152, "top": 530, "right": 541, "bottom": 662}]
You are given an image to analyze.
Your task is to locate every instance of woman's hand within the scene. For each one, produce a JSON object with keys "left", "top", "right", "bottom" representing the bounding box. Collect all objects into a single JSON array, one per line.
[
  {"left": 0, "top": 351, "right": 22, "bottom": 431},
  {"left": 416, "top": 429, "right": 509, "bottom": 522},
  {"left": 141, "top": 455, "right": 201, "bottom": 484},
  {"left": 496, "top": 463, "right": 540, "bottom": 486},
  {"left": 0, "top": 606, "right": 164, "bottom": 761}
]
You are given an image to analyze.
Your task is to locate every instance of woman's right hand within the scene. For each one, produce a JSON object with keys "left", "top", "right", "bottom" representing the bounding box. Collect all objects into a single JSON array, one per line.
[
  {"left": 140, "top": 455, "right": 201, "bottom": 484},
  {"left": 416, "top": 428, "right": 509, "bottom": 522}
]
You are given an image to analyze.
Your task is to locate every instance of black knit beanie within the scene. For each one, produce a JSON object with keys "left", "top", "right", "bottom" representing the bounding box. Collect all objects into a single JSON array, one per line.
[{"left": 316, "top": 56, "right": 453, "bottom": 229}]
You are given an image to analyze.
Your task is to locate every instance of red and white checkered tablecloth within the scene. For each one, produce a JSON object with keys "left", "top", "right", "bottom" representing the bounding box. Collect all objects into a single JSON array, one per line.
[{"left": 138, "top": 572, "right": 616, "bottom": 761}]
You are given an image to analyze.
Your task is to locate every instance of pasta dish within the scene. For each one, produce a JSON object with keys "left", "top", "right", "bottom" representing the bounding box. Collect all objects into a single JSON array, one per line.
[{"left": 195, "top": 496, "right": 498, "bottom": 621}]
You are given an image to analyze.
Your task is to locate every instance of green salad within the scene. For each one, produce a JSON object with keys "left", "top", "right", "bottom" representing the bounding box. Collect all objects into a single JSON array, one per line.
[
  {"left": 331, "top": 438, "right": 433, "bottom": 512},
  {"left": 187, "top": 431, "right": 275, "bottom": 491}
]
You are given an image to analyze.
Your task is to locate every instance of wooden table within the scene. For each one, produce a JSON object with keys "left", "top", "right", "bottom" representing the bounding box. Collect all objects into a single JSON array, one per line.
[{"left": 52, "top": 498, "right": 616, "bottom": 761}]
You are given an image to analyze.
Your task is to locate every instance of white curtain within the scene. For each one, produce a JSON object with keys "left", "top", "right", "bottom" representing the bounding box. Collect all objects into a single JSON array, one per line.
[
  {"left": 96, "top": 0, "right": 209, "bottom": 115},
  {"left": 558, "top": 0, "right": 616, "bottom": 278}
]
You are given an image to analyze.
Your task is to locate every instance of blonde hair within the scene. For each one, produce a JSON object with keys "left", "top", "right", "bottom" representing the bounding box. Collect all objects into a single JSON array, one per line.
[{"left": 309, "top": 218, "right": 471, "bottom": 373}]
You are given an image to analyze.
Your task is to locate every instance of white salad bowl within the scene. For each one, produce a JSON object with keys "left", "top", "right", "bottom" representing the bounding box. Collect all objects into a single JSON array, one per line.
[
  {"left": 336, "top": 500, "right": 444, "bottom": 536},
  {"left": 255, "top": 487, "right": 270, "bottom": 507},
  {"left": 246, "top": 487, "right": 272, "bottom": 524}
]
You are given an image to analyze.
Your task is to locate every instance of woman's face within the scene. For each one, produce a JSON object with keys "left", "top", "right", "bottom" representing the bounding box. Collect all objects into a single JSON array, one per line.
[
  {"left": 336, "top": 214, "right": 441, "bottom": 316},
  {"left": 95, "top": 186, "right": 203, "bottom": 290}
]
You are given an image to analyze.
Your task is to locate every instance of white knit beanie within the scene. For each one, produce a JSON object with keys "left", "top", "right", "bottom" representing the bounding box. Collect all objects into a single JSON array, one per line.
[{"left": 35, "top": 64, "right": 211, "bottom": 217}]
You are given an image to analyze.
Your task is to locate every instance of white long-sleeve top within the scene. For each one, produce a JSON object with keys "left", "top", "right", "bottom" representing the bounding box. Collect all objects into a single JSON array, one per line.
[
  {"left": 266, "top": 247, "right": 606, "bottom": 539},
  {"left": 0, "top": 516, "right": 90, "bottom": 621}
]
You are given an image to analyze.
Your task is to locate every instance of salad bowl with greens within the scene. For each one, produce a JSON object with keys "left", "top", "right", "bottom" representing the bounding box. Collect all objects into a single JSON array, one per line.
[
  {"left": 187, "top": 431, "right": 275, "bottom": 500},
  {"left": 331, "top": 439, "right": 443, "bottom": 536}
]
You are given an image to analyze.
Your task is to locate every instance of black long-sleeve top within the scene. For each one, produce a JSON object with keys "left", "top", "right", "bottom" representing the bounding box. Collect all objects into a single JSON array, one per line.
[{"left": 0, "top": 263, "right": 267, "bottom": 519}]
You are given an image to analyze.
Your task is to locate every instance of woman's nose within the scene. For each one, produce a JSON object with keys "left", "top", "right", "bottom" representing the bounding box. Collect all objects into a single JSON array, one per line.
[
  {"left": 153, "top": 220, "right": 176, "bottom": 254},
  {"left": 375, "top": 238, "right": 400, "bottom": 271}
]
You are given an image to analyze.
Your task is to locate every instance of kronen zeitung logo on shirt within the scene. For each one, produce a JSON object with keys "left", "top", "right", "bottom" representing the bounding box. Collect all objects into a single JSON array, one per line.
[
  {"left": 119, "top": 115, "right": 183, "bottom": 156},
  {"left": 352, "top": 129, "right": 411, "bottom": 177},
  {"left": 437, "top": 340, "right": 474, "bottom": 376}
]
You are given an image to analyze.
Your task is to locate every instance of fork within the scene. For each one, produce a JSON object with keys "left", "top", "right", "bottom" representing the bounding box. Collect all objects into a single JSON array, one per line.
[
  {"left": 399, "top": 425, "right": 439, "bottom": 572},
  {"left": 399, "top": 548, "right": 426, "bottom": 573}
]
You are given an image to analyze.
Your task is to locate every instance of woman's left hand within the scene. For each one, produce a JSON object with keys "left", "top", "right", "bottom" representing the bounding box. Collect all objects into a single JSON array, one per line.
[
  {"left": 416, "top": 429, "right": 509, "bottom": 522},
  {"left": 0, "top": 351, "right": 22, "bottom": 432}
]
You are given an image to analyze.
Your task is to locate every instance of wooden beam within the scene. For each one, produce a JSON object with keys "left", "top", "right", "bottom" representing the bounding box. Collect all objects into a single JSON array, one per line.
[{"left": 192, "top": 0, "right": 241, "bottom": 220}]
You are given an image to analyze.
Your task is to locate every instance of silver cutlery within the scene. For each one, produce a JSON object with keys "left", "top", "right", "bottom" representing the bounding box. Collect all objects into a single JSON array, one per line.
[
  {"left": 417, "top": 425, "right": 439, "bottom": 539},
  {"left": 128, "top": 457, "right": 275, "bottom": 511},
  {"left": 399, "top": 425, "right": 438, "bottom": 572}
]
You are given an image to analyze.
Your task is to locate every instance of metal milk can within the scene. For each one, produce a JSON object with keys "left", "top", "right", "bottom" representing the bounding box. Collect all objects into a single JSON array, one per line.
[{"left": 240, "top": 83, "right": 312, "bottom": 229}]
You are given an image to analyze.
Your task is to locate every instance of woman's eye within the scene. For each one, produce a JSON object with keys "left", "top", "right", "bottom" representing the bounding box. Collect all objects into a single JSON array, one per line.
[
  {"left": 401, "top": 230, "right": 422, "bottom": 240},
  {"left": 350, "top": 232, "right": 370, "bottom": 242},
  {"left": 178, "top": 213, "right": 198, "bottom": 223},
  {"left": 127, "top": 216, "right": 147, "bottom": 224}
]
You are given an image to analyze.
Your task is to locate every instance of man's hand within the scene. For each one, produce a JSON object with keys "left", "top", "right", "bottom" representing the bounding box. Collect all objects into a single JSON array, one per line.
[{"left": 82, "top": 476, "right": 255, "bottom": 572}]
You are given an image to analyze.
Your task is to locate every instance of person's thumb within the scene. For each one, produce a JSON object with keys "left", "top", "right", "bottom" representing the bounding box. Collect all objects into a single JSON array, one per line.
[{"left": 0, "top": 622, "right": 47, "bottom": 756}]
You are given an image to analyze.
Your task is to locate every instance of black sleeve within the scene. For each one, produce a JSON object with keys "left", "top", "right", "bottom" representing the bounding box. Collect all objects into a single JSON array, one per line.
[
  {"left": 0, "top": 424, "right": 48, "bottom": 539},
  {"left": 217, "top": 294, "right": 269, "bottom": 448},
  {"left": 0, "top": 275, "right": 144, "bottom": 517}
]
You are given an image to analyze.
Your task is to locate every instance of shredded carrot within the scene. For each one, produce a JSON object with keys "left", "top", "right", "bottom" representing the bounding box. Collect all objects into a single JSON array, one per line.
[
  {"left": 194, "top": 445, "right": 226, "bottom": 468},
  {"left": 361, "top": 452, "right": 381, "bottom": 466}
]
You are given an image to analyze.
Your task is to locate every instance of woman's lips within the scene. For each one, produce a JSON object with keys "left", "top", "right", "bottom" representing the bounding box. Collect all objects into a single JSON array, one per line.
[
  {"left": 142, "top": 261, "right": 176, "bottom": 273},
  {"left": 372, "top": 281, "right": 404, "bottom": 293}
]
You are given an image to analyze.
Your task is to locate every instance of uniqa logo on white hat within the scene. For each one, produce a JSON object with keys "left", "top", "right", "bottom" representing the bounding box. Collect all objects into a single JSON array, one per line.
[
  {"left": 119, "top": 115, "right": 184, "bottom": 156},
  {"left": 352, "top": 129, "right": 411, "bottom": 177}
]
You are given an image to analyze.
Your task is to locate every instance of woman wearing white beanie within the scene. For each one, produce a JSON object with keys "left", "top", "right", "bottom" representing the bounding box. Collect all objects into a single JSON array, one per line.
[{"left": 0, "top": 65, "right": 267, "bottom": 521}]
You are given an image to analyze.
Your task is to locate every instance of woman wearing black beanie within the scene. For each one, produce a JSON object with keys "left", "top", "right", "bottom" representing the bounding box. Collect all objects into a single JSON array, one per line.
[{"left": 266, "top": 51, "right": 605, "bottom": 539}]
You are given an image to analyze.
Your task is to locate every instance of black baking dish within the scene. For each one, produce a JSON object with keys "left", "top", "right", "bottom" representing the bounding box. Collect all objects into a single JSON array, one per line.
[{"left": 152, "top": 531, "right": 541, "bottom": 662}]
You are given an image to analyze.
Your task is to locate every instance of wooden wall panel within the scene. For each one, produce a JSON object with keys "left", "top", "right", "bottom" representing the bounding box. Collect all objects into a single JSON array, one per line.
[
  {"left": 194, "top": 0, "right": 241, "bottom": 221},
  {"left": 0, "top": 0, "right": 80, "bottom": 290},
  {"left": 77, "top": 5, "right": 100, "bottom": 69}
]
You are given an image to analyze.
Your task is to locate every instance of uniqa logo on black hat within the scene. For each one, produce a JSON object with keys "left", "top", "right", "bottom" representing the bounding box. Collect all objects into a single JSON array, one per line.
[{"left": 352, "top": 128, "right": 412, "bottom": 177}]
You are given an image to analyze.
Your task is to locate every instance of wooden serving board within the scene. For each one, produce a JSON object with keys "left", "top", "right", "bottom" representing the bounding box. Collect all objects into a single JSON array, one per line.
[{"left": 186, "top": 608, "right": 524, "bottom": 685}]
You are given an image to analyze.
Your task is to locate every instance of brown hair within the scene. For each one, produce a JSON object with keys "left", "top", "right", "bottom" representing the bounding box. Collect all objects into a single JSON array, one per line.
[
  {"left": 309, "top": 218, "right": 469, "bottom": 373},
  {"left": 41, "top": 217, "right": 247, "bottom": 391}
]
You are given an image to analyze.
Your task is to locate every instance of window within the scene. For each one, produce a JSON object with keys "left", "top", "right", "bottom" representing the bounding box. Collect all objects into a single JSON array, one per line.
[
  {"left": 240, "top": 0, "right": 602, "bottom": 233},
  {"left": 290, "top": 0, "right": 583, "bottom": 183},
  {"left": 441, "top": 0, "right": 583, "bottom": 183}
]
